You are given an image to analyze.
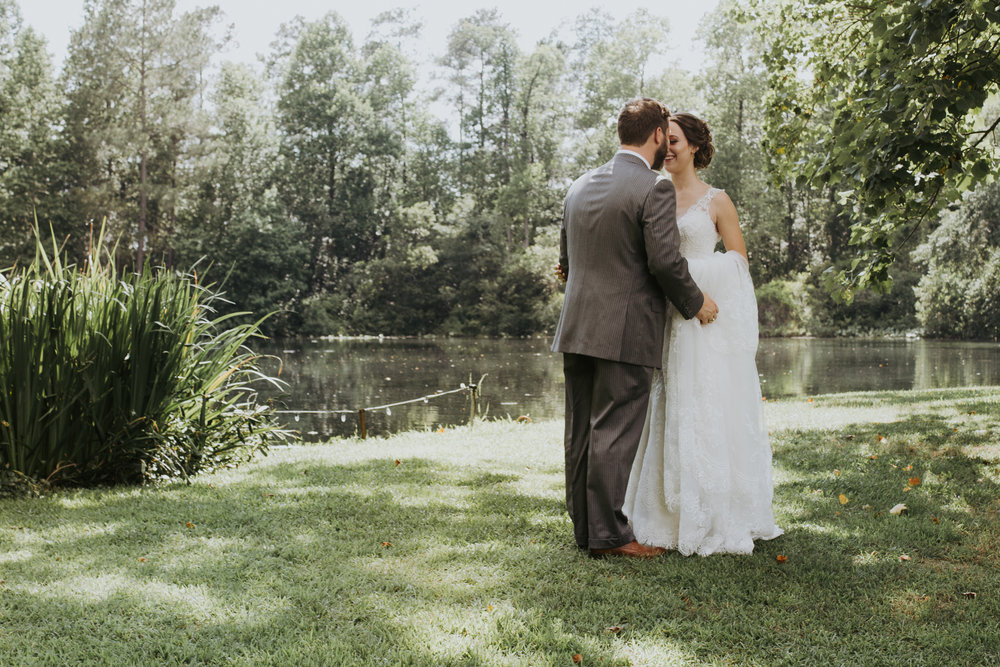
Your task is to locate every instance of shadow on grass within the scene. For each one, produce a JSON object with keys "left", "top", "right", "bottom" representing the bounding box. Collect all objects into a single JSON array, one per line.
[{"left": 4, "top": 406, "right": 1000, "bottom": 664}]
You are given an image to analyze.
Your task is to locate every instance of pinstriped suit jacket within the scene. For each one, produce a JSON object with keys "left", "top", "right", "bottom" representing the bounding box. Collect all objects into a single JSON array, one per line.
[{"left": 552, "top": 153, "right": 704, "bottom": 369}]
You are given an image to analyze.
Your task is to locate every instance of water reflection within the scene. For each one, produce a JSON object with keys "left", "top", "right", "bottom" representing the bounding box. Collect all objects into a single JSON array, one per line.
[
  {"left": 257, "top": 338, "right": 564, "bottom": 440},
  {"left": 256, "top": 337, "right": 1000, "bottom": 441},
  {"left": 756, "top": 339, "right": 1000, "bottom": 396}
]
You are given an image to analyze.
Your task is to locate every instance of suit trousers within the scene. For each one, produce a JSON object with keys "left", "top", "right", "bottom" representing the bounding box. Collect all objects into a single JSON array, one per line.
[{"left": 562, "top": 352, "right": 654, "bottom": 550}]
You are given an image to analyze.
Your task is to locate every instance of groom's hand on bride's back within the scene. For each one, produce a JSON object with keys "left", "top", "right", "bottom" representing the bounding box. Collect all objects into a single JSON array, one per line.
[{"left": 695, "top": 293, "right": 719, "bottom": 325}]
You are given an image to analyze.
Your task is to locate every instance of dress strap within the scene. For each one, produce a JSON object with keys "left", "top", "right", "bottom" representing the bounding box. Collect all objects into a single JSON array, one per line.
[
  {"left": 677, "top": 186, "right": 725, "bottom": 221},
  {"left": 693, "top": 187, "right": 723, "bottom": 212}
]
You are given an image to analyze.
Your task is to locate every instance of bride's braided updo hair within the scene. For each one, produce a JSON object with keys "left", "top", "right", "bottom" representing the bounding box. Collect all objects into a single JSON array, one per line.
[{"left": 671, "top": 113, "right": 715, "bottom": 170}]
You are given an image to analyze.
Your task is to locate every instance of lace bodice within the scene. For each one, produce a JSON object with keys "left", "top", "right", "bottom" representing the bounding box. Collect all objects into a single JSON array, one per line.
[{"left": 678, "top": 187, "right": 722, "bottom": 258}]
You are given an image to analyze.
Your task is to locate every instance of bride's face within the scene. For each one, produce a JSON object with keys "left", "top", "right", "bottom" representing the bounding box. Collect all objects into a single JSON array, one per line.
[{"left": 663, "top": 120, "right": 697, "bottom": 174}]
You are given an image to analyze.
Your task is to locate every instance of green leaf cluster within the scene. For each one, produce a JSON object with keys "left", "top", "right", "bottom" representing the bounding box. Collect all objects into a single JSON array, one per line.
[
  {"left": 913, "top": 180, "right": 1000, "bottom": 338},
  {"left": 756, "top": 0, "right": 1000, "bottom": 298}
]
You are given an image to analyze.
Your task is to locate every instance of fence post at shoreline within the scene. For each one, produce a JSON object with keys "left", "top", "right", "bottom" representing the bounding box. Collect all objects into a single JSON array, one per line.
[
  {"left": 359, "top": 409, "right": 367, "bottom": 439},
  {"left": 469, "top": 383, "right": 478, "bottom": 424}
]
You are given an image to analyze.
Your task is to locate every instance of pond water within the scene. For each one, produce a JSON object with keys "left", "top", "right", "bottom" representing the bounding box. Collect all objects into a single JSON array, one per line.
[{"left": 255, "top": 337, "right": 1000, "bottom": 441}]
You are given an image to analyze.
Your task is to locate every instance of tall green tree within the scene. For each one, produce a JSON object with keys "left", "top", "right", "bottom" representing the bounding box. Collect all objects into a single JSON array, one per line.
[
  {"left": 0, "top": 0, "right": 64, "bottom": 265},
  {"left": 270, "top": 13, "right": 379, "bottom": 299},
  {"left": 569, "top": 9, "right": 672, "bottom": 168},
  {"left": 440, "top": 9, "right": 520, "bottom": 213},
  {"left": 176, "top": 62, "right": 308, "bottom": 335},
  {"left": 62, "top": 0, "right": 224, "bottom": 270},
  {"left": 502, "top": 42, "right": 569, "bottom": 248},
  {"left": 364, "top": 9, "right": 422, "bottom": 194}
]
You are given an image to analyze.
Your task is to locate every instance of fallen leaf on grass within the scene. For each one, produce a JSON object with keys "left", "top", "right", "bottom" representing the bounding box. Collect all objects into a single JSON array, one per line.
[
  {"left": 904, "top": 465, "right": 913, "bottom": 471},
  {"left": 185, "top": 522, "right": 195, "bottom": 528},
  {"left": 572, "top": 655, "right": 582, "bottom": 664},
  {"left": 899, "top": 555, "right": 911, "bottom": 561},
  {"left": 963, "top": 592, "right": 977, "bottom": 599},
  {"left": 833, "top": 469, "right": 841, "bottom": 477},
  {"left": 889, "top": 503, "right": 908, "bottom": 515},
  {"left": 839, "top": 494, "right": 849, "bottom": 505},
  {"left": 381, "top": 542, "right": 392, "bottom": 548},
  {"left": 776, "top": 555, "right": 788, "bottom": 563},
  {"left": 394, "top": 459, "right": 401, "bottom": 466},
  {"left": 908, "top": 477, "right": 921, "bottom": 486},
  {"left": 606, "top": 625, "right": 623, "bottom": 634},
  {"left": 139, "top": 557, "right": 147, "bottom": 563},
  {"left": 868, "top": 454, "right": 879, "bottom": 460},
  {"left": 932, "top": 516, "right": 940, "bottom": 524},
  {"left": 903, "top": 487, "right": 912, "bottom": 492}
]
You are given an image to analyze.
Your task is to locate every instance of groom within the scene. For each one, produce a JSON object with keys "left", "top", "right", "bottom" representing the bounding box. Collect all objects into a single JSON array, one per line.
[{"left": 552, "top": 98, "right": 718, "bottom": 558}]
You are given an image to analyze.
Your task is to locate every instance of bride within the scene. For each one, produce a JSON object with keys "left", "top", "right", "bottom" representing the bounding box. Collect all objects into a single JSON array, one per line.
[{"left": 623, "top": 112, "right": 783, "bottom": 556}]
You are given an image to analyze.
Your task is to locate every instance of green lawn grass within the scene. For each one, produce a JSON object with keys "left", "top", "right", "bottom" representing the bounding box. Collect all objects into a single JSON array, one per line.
[{"left": 2, "top": 387, "right": 1000, "bottom": 665}]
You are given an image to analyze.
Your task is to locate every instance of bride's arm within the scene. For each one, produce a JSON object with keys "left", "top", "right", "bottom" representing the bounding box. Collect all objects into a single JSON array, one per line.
[{"left": 712, "top": 192, "right": 748, "bottom": 262}]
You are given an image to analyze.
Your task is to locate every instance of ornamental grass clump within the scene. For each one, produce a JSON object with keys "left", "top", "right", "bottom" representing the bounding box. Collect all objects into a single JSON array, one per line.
[{"left": 0, "top": 228, "right": 290, "bottom": 490}]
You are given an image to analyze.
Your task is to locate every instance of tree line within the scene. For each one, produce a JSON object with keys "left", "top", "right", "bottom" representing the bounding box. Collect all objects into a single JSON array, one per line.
[{"left": 1, "top": 0, "right": 998, "bottom": 338}]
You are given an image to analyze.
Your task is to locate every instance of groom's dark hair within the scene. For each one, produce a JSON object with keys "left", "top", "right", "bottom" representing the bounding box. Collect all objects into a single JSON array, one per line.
[{"left": 618, "top": 98, "right": 670, "bottom": 146}]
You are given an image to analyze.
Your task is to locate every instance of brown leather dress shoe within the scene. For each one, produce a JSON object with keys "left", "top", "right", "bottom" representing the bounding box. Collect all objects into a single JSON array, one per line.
[{"left": 589, "top": 540, "right": 666, "bottom": 559}]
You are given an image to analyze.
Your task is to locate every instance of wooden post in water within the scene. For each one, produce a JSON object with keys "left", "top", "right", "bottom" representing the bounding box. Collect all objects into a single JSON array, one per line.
[{"left": 359, "top": 409, "right": 367, "bottom": 439}]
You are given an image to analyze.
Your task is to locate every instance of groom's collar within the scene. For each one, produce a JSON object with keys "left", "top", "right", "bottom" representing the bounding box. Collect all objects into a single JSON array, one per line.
[{"left": 616, "top": 149, "right": 650, "bottom": 170}]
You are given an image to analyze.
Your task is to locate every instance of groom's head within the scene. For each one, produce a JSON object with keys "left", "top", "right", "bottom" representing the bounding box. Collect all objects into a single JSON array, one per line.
[{"left": 618, "top": 98, "right": 670, "bottom": 169}]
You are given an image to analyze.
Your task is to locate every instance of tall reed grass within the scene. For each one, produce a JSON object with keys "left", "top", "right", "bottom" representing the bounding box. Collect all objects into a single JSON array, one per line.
[{"left": 0, "top": 228, "right": 290, "bottom": 489}]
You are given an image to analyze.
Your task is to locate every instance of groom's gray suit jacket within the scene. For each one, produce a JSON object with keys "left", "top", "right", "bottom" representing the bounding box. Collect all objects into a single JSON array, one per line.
[{"left": 552, "top": 152, "right": 703, "bottom": 367}]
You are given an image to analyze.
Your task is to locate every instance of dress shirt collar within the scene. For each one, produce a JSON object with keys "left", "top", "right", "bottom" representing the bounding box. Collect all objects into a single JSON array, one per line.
[{"left": 616, "top": 149, "right": 651, "bottom": 170}]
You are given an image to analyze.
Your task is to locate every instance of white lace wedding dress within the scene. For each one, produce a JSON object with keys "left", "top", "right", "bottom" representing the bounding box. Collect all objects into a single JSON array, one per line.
[{"left": 623, "top": 187, "right": 783, "bottom": 556}]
